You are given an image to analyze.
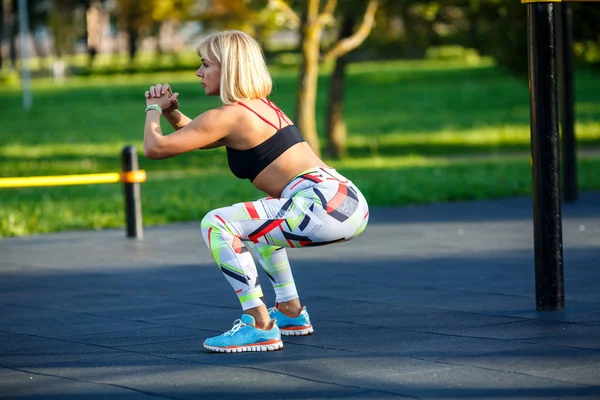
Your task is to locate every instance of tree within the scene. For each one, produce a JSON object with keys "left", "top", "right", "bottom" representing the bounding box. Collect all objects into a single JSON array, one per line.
[
  {"left": 196, "top": 0, "right": 288, "bottom": 52},
  {"left": 0, "top": 0, "right": 5, "bottom": 69},
  {"left": 451, "top": 1, "right": 599, "bottom": 76},
  {"left": 270, "top": 0, "right": 379, "bottom": 156},
  {"left": 2, "top": 0, "right": 19, "bottom": 70},
  {"left": 86, "top": 0, "right": 102, "bottom": 66},
  {"left": 47, "top": 0, "right": 82, "bottom": 60},
  {"left": 114, "top": 0, "right": 151, "bottom": 61},
  {"left": 569, "top": 2, "right": 600, "bottom": 71},
  {"left": 1, "top": 0, "right": 51, "bottom": 71},
  {"left": 324, "top": 0, "right": 378, "bottom": 158},
  {"left": 324, "top": 13, "right": 354, "bottom": 159}
]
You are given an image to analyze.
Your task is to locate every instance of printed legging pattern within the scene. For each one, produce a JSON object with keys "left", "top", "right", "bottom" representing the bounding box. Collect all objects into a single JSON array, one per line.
[{"left": 201, "top": 167, "right": 369, "bottom": 310}]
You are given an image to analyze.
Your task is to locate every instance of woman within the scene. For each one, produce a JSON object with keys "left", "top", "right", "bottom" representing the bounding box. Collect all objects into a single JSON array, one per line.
[{"left": 143, "top": 30, "right": 369, "bottom": 353}]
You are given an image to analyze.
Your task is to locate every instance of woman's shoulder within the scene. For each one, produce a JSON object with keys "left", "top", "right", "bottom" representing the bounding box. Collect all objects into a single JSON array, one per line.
[
  {"left": 199, "top": 103, "right": 243, "bottom": 121},
  {"left": 187, "top": 105, "right": 243, "bottom": 135}
]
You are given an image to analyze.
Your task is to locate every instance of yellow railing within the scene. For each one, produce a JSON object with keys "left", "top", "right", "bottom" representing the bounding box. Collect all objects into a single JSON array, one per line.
[
  {"left": 1, "top": 145, "right": 146, "bottom": 239},
  {"left": 0, "top": 170, "right": 146, "bottom": 188}
]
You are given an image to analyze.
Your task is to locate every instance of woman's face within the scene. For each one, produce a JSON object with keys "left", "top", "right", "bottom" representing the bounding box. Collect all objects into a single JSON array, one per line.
[{"left": 196, "top": 58, "right": 221, "bottom": 96}]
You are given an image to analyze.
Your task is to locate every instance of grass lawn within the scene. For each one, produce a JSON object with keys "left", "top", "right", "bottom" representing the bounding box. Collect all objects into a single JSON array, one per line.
[{"left": 1, "top": 58, "right": 599, "bottom": 237}]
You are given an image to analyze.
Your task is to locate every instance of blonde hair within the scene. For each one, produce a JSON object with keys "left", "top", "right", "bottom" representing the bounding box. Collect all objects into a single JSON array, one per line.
[{"left": 197, "top": 30, "right": 273, "bottom": 104}]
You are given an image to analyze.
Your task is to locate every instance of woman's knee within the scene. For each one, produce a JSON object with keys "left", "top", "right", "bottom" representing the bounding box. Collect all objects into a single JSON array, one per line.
[
  {"left": 200, "top": 208, "right": 230, "bottom": 245},
  {"left": 201, "top": 209, "right": 220, "bottom": 230}
]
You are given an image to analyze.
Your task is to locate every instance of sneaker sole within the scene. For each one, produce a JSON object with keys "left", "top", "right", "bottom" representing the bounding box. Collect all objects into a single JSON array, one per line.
[
  {"left": 280, "top": 326, "right": 314, "bottom": 336},
  {"left": 203, "top": 340, "right": 283, "bottom": 353}
]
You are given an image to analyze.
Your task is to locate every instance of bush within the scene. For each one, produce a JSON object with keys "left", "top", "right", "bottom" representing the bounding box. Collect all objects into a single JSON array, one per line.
[
  {"left": 426, "top": 46, "right": 481, "bottom": 63},
  {"left": 0, "top": 69, "right": 20, "bottom": 87}
]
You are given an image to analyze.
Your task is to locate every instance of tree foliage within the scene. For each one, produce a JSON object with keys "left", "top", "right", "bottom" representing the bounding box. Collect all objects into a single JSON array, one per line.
[
  {"left": 195, "top": 0, "right": 288, "bottom": 46},
  {"left": 112, "top": 0, "right": 201, "bottom": 59}
]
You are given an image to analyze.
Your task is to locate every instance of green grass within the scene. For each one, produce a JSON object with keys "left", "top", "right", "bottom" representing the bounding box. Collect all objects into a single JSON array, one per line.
[{"left": 1, "top": 58, "right": 600, "bottom": 237}]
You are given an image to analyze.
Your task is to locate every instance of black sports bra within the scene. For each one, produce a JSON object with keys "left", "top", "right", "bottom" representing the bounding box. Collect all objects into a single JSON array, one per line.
[{"left": 226, "top": 99, "right": 305, "bottom": 181}]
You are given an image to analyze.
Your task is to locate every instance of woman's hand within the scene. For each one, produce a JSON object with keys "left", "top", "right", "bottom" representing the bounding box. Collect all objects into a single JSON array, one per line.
[{"left": 145, "top": 83, "right": 180, "bottom": 113}]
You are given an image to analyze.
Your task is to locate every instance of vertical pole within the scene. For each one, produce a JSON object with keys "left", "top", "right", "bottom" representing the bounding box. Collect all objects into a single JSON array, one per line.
[
  {"left": 18, "top": 0, "right": 31, "bottom": 110},
  {"left": 557, "top": 2, "right": 578, "bottom": 202},
  {"left": 122, "top": 145, "right": 143, "bottom": 239},
  {"left": 526, "top": 2, "right": 564, "bottom": 311}
]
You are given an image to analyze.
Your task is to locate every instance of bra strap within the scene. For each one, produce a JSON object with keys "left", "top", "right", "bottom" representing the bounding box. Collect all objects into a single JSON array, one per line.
[
  {"left": 261, "top": 98, "right": 293, "bottom": 127},
  {"left": 238, "top": 101, "right": 279, "bottom": 130}
]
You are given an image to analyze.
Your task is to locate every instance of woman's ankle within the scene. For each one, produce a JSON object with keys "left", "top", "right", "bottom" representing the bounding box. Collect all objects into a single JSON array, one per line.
[
  {"left": 244, "top": 305, "right": 271, "bottom": 329},
  {"left": 277, "top": 299, "right": 302, "bottom": 317}
]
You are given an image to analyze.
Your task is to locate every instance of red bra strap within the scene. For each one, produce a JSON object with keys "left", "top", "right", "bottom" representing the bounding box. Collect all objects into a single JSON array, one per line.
[
  {"left": 261, "top": 99, "right": 282, "bottom": 128},
  {"left": 261, "top": 98, "right": 292, "bottom": 127},
  {"left": 238, "top": 101, "right": 279, "bottom": 130}
]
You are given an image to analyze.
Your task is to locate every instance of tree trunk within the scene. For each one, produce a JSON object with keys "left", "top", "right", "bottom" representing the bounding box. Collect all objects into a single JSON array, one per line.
[
  {"left": 153, "top": 22, "right": 163, "bottom": 57},
  {"left": 398, "top": 3, "right": 420, "bottom": 57},
  {"left": 295, "top": 0, "right": 322, "bottom": 156},
  {"left": 48, "top": 2, "right": 70, "bottom": 59},
  {"left": 32, "top": 35, "right": 49, "bottom": 73},
  {"left": 326, "top": 14, "right": 355, "bottom": 159},
  {"left": 9, "top": 9, "right": 16, "bottom": 68},
  {"left": 86, "top": 1, "right": 101, "bottom": 67},
  {"left": 466, "top": 6, "right": 480, "bottom": 50},
  {"left": 127, "top": 27, "right": 137, "bottom": 61},
  {"left": 0, "top": 0, "right": 4, "bottom": 69}
]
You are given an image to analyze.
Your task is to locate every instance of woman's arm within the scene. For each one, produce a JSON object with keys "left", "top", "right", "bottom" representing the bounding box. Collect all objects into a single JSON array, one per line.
[
  {"left": 143, "top": 109, "right": 164, "bottom": 157},
  {"left": 143, "top": 107, "right": 233, "bottom": 159},
  {"left": 162, "top": 109, "right": 192, "bottom": 130},
  {"left": 162, "top": 110, "right": 224, "bottom": 150}
]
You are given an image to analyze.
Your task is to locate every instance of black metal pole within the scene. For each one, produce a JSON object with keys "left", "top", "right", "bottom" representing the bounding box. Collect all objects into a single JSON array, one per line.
[
  {"left": 557, "top": 2, "right": 578, "bottom": 202},
  {"left": 527, "top": 2, "right": 564, "bottom": 311},
  {"left": 122, "top": 145, "right": 144, "bottom": 239}
]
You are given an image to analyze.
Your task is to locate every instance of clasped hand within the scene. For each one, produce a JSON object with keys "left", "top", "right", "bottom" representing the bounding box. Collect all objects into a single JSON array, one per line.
[{"left": 145, "top": 83, "right": 180, "bottom": 113}]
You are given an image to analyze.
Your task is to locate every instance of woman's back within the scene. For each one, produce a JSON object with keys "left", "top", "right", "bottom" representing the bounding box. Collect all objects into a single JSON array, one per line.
[{"left": 222, "top": 99, "right": 328, "bottom": 197}]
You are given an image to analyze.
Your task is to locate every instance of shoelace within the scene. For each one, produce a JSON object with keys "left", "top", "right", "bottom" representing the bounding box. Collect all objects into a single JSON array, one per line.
[{"left": 223, "top": 319, "right": 245, "bottom": 336}]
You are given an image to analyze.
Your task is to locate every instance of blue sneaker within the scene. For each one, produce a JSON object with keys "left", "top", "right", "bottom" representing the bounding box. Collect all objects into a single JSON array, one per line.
[
  {"left": 203, "top": 314, "right": 283, "bottom": 353},
  {"left": 268, "top": 303, "right": 314, "bottom": 336}
]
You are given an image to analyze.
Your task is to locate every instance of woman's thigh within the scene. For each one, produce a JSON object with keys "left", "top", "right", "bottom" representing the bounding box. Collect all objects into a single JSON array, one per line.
[{"left": 207, "top": 181, "right": 367, "bottom": 248}]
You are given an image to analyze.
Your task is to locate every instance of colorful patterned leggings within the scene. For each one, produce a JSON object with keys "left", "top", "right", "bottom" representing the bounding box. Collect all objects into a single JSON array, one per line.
[{"left": 200, "top": 167, "right": 369, "bottom": 310}]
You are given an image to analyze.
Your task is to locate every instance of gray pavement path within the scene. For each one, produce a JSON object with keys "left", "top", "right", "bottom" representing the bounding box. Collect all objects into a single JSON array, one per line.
[{"left": 1, "top": 193, "right": 600, "bottom": 400}]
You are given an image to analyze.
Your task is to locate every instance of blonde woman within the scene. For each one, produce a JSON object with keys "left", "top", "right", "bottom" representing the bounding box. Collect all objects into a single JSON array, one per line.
[{"left": 143, "top": 30, "right": 369, "bottom": 353}]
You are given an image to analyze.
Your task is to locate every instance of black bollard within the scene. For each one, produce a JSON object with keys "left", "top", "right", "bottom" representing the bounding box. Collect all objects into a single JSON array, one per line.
[
  {"left": 557, "top": 2, "right": 578, "bottom": 202},
  {"left": 122, "top": 145, "right": 144, "bottom": 239},
  {"left": 526, "top": 2, "right": 565, "bottom": 311}
]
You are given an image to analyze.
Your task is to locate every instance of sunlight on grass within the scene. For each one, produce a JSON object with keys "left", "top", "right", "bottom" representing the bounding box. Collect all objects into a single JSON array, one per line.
[
  {"left": 346, "top": 58, "right": 495, "bottom": 74},
  {"left": 335, "top": 155, "right": 450, "bottom": 169},
  {"left": 349, "top": 123, "right": 600, "bottom": 149},
  {"left": 333, "top": 153, "right": 535, "bottom": 170},
  {"left": 0, "top": 143, "right": 131, "bottom": 158}
]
